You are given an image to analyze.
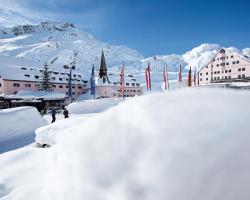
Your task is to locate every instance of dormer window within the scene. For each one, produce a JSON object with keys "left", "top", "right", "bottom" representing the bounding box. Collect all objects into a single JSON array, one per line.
[
  {"left": 21, "top": 67, "right": 27, "bottom": 70},
  {"left": 59, "top": 78, "right": 63, "bottom": 81},
  {"left": 24, "top": 74, "right": 30, "bottom": 77},
  {"left": 220, "top": 49, "right": 225, "bottom": 54}
]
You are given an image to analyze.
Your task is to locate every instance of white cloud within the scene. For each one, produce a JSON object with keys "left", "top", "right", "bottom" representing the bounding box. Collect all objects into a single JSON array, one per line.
[{"left": 0, "top": 0, "right": 57, "bottom": 27}]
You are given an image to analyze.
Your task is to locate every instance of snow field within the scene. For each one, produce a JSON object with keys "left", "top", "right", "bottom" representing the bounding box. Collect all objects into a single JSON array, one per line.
[
  {"left": 1, "top": 89, "right": 250, "bottom": 200},
  {"left": 0, "top": 106, "right": 47, "bottom": 153}
]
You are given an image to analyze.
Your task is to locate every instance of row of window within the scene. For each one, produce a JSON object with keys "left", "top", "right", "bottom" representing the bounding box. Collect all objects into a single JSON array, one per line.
[
  {"left": 213, "top": 55, "right": 234, "bottom": 62},
  {"left": 200, "top": 68, "right": 246, "bottom": 76},
  {"left": 21, "top": 67, "right": 82, "bottom": 78},
  {"left": 200, "top": 74, "right": 247, "bottom": 82},
  {"left": 13, "top": 83, "right": 83, "bottom": 89}
]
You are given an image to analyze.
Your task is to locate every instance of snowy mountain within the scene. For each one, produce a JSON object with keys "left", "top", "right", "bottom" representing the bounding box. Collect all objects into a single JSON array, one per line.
[
  {"left": 0, "top": 21, "right": 250, "bottom": 90},
  {"left": 0, "top": 21, "right": 143, "bottom": 73}
]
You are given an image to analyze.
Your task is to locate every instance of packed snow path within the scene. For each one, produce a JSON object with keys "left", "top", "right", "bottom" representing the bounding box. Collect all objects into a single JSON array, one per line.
[{"left": 1, "top": 89, "right": 250, "bottom": 200}]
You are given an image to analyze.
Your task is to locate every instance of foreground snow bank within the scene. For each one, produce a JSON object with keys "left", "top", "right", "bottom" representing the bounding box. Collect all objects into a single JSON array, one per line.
[
  {"left": 0, "top": 107, "right": 47, "bottom": 153},
  {"left": 67, "top": 98, "right": 121, "bottom": 114},
  {"left": 1, "top": 89, "right": 250, "bottom": 200}
]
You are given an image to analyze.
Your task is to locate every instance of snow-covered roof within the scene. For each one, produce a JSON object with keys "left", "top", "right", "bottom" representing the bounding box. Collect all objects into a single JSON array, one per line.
[
  {"left": 4, "top": 90, "right": 66, "bottom": 100},
  {"left": 0, "top": 55, "right": 87, "bottom": 84}
]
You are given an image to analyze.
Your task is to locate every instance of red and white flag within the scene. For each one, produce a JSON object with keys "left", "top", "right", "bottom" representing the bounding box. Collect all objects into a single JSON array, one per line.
[
  {"left": 163, "top": 63, "right": 169, "bottom": 90},
  {"left": 145, "top": 62, "right": 151, "bottom": 91},
  {"left": 178, "top": 64, "right": 182, "bottom": 82},
  {"left": 120, "top": 64, "right": 125, "bottom": 97}
]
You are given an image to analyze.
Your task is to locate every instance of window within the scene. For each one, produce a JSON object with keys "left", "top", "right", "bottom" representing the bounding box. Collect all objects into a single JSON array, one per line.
[
  {"left": 229, "top": 70, "right": 231, "bottom": 73},
  {"left": 231, "top": 55, "right": 234, "bottom": 58},
  {"left": 213, "top": 59, "right": 215, "bottom": 62},
  {"left": 236, "top": 61, "right": 240, "bottom": 64},
  {"left": 200, "top": 78, "right": 202, "bottom": 81},
  {"left": 206, "top": 72, "right": 208, "bottom": 75},
  {"left": 220, "top": 49, "right": 225, "bottom": 53},
  {"left": 238, "top": 68, "right": 241, "bottom": 72},
  {"left": 226, "top": 62, "right": 229, "bottom": 65},
  {"left": 217, "top": 71, "right": 220, "bottom": 74},
  {"left": 136, "top": 83, "right": 140, "bottom": 86},
  {"left": 78, "top": 86, "right": 82, "bottom": 89},
  {"left": 206, "top": 78, "right": 208, "bottom": 81},
  {"left": 232, "top": 61, "right": 236, "bottom": 65},
  {"left": 217, "top": 58, "right": 219, "bottom": 61},
  {"left": 214, "top": 71, "right": 217, "bottom": 74},
  {"left": 220, "top": 63, "right": 225, "bottom": 66},
  {"left": 217, "top": 64, "right": 219, "bottom": 67},
  {"left": 226, "top": 56, "right": 228, "bottom": 59},
  {"left": 72, "top": 86, "right": 75, "bottom": 89},
  {"left": 222, "top": 71, "right": 224, "bottom": 74},
  {"left": 238, "top": 75, "right": 241, "bottom": 78},
  {"left": 51, "top": 77, "right": 56, "bottom": 80},
  {"left": 242, "top": 74, "right": 246, "bottom": 78},
  {"left": 52, "top": 85, "right": 56, "bottom": 88},
  {"left": 206, "top": 66, "right": 208, "bottom": 68},
  {"left": 132, "top": 83, "right": 135, "bottom": 86},
  {"left": 66, "top": 85, "right": 69, "bottom": 88},
  {"left": 242, "top": 68, "right": 245, "bottom": 71},
  {"left": 34, "top": 75, "right": 39, "bottom": 79},
  {"left": 25, "top": 84, "right": 31, "bottom": 87},
  {"left": 72, "top": 92, "right": 75, "bottom": 95},
  {"left": 225, "top": 70, "right": 227, "bottom": 73},
  {"left": 229, "top": 76, "right": 231, "bottom": 79},
  {"left": 220, "top": 57, "right": 225, "bottom": 60},
  {"left": 24, "top": 74, "right": 30, "bottom": 77},
  {"left": 13, "top": 83, "right": 20, "bottom": 87},
  {"left": 0, "top": 83, "right": 1, "bottom": 87},
  {"left": 59, "top": 78, "right": 62, "bottom": 81},
  {"left": 225, "top": 76, "right": 227, "bottom": 79},
  {"left": 126, "top": 83, "right": 129, "bottom": 86},
  {"left": 200, "top": 73, "right": 202, "bottom": 76},
  {"left": 59, "top": 85, "right": 63, "bottom": 88},
  {"left": 21, "top": 67, "right": 27, "bottom": 70}
]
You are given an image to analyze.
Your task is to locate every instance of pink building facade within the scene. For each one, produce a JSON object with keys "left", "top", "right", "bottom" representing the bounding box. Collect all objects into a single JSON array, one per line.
[
  {"left": 196, "top": 48, "right": 250, "bottom": 86},
  {"left": 0, "top": 65, "right": 88, "bottom": 100}
]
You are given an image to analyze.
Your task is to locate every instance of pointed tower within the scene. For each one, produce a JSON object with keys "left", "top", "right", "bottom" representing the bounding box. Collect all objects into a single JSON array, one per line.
[{"left": 99, "top": 50, "right": 109, "bottom": 83}]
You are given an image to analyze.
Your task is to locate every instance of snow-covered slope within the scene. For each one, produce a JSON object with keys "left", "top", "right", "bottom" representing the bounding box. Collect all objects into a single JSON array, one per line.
[
  {"left": 0, "top": 106, "right": 47, "bottom": 153},
  {"left": 1, "top": 89, "right": 250, "bottom": 199},
  {"left": 0, "top": 21, "right": 143, "bottom": 73}
]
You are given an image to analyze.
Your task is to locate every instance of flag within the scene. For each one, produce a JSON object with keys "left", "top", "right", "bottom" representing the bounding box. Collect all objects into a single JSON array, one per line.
[
  {"left": 145, "top": 62, "right": 151, "bottom": 91},
  {"left": 193, "top": 67, "right": 196, "bottom": 86},
  {"left": 187, "top": 67, "right": 192, "bottom": 87},
  {"left": 120, "top": 64, "right": 125, "bottom": 97},
  {"left": 90, "top": 65, "right": 95, "bottom": 98},
  {"left": 163, "top": 63, "right": 169, "bottom": 90},
  {"left": 178, "top": 64, "right": 182, "bottom": 82}
]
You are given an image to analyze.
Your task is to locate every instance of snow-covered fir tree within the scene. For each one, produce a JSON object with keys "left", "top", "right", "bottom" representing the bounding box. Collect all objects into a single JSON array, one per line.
[{"left": 39, "top": 63, "right": 53, "bottom": 91}]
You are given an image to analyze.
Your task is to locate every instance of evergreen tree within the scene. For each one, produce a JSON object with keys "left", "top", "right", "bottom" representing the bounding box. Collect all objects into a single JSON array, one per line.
[{"left": 39, "top": 63, "right": 52, "bottom": 91}]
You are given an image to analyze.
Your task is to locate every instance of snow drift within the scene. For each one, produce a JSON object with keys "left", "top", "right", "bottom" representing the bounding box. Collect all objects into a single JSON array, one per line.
[
  {"left": 0, "top": 106, "right": 47, "bottom": 153},
  {"left": 1, "top": 89, "right": 250, "bottom": 200}
]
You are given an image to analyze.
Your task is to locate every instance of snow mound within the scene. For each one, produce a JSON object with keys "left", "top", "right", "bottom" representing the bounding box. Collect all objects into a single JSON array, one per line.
[
  {"left": 1, "top": 89, "right": 250, "bottom": 199},
  {"left": 0, "top": 106, "right": 47, "bottom": 153},
  {"left": 67, "top": 98, "right": 121, "bottom": 114}
]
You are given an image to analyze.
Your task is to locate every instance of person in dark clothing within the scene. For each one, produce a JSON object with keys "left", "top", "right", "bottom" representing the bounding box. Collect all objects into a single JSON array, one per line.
[
  {"left": 51, "top": 108, "right": 56, "bottom": 123},
  {"left": 63, "top": 108, "right": 69, "bottom": 118}
]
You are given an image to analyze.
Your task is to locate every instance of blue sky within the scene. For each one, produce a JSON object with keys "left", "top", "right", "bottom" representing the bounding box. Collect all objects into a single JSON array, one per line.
[{"left": 0, "top": 0, "right": 249, "bottom": 56}]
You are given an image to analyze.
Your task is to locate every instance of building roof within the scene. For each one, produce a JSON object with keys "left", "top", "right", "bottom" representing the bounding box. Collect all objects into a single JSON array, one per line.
[
  {"left": 0, "top": 55, "right": 87, "bottom": 85},
  {"left": 3, "top": 90, "right": 66, "bottom": 100}
]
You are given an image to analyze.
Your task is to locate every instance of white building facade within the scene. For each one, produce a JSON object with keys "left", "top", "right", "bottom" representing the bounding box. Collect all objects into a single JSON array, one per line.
[{"left": 197, "top": 48, "right": 250, "bottom": 86}]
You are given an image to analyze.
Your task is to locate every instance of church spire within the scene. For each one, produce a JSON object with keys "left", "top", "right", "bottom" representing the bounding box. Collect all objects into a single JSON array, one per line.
[{"left": 99, "top": 50, "right": 109, "bottom": 83}]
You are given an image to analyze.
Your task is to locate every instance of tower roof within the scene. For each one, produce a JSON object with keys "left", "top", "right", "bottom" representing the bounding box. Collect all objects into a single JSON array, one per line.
[{"left": 99, "top": 50, "right": 107, "bottom": 73}]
